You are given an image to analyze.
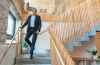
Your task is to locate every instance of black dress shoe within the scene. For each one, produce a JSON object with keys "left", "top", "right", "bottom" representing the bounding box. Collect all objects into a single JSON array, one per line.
[
  {"left": 92, "top": 51, "right": 97, "bottom": 55},
  {"left": 30, "top": 54, "right": 33, "bottom": 59},
  {"left": 87, "top": 50, "right": 97, "bottom": 55}
]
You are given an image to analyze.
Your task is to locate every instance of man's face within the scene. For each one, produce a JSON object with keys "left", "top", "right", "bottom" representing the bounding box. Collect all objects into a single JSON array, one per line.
[
  {"left": 32, "top": 9, "right": 37, "bottom": 15},
  {"left": 29, "top": 11, "right": 36, "bottom": 15},
  {"left": 29, "top": 11, "right": 33, "bottom": 15},
  {"left": 28, "top": 8, "right": 37, "bottom": 15}
]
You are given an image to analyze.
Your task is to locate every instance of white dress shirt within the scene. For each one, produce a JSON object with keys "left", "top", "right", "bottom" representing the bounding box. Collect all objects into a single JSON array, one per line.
[{"left": 30, "top": 16, "right": 36, "bottom": 27}]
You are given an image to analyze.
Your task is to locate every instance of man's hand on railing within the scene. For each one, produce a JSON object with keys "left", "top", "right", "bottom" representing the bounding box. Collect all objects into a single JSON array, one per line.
[{"left": 19, "top": 26, "right": 23, "bottom": 31}]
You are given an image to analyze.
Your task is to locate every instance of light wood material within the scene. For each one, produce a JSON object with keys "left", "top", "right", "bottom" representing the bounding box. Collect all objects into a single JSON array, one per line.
[
  {"left": 20, "top": 0, "right": 100, "bottom": 23},
  {"left": 50, "top": 39, "right": 60, "bottom": 65},
  {"left": 95, "top": 32, "right": 100, "bottom": 56},
  {"left": 16, "top": 30, "right": 22, "bottom": 57},
  {"left": 11, "top": 0, "right": 100, "bottom": 23}
]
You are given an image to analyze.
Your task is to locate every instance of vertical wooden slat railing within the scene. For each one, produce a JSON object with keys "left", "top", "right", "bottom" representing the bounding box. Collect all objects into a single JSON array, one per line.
[
  {"left": 48, "top": 0, "right": 100, "bottom": 65},
  {"left": 49, "top": 29, "right": 76, "bottom": 65},
  {"left": 49, "top": 22, "right": 77, "bottom": 65}
]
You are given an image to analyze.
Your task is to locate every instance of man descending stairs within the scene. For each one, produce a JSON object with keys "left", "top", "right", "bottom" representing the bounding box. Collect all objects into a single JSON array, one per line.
[{"left": 15, "top": 28, "right": 51, "bottom": 65}]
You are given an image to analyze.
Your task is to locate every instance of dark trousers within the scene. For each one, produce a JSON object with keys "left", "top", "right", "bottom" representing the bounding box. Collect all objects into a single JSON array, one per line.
[{"left": 25, "top": 28, "right": 37, "bottom": 55}]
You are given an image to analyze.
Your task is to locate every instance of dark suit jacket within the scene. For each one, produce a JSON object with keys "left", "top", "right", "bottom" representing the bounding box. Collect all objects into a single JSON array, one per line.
[{"left": 22, "top": 15, "right": 41, "bottom": 33}]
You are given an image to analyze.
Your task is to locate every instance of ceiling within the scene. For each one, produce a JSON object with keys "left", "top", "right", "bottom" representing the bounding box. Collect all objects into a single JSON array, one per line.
[
  {"left": 13, "top": 0, "right": 100, "bottom": 22},
  {"left": 24, "top": 0, "right": 85, "bottom": 15}
]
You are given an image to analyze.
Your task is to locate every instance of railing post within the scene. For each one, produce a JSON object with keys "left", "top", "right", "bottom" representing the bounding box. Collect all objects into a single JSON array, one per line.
[{"left": 16, "top": 29, "right": 22, "bottom": 57}]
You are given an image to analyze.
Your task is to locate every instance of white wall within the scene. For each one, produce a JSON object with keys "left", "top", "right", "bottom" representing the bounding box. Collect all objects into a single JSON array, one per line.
[
  {"left": 6, "top": 14, "right": 15, "bottom": 36},
  {"left": 34, "top": 22, "right": 51, "bottom": 55}
]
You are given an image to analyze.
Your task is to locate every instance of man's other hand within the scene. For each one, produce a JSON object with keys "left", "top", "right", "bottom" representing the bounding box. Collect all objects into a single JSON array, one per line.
[
  {"left": 19, "top": 26, "right": 22, "bottom": 31},
  {"left": 36, "top": 31, "right": 39, "bottom": 34}
]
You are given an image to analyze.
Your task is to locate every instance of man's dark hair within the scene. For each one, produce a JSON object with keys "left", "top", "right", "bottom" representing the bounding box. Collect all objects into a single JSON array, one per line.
[
  {"left": 28, "top": 7, "right": 37, "bottom": 13},
  {"left": 32, "top": 8, "right": 37, "bottom": 13}
]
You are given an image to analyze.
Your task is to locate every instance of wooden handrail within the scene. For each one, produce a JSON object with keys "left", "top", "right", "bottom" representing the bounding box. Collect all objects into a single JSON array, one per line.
[
  {"left": 50, "top": 38, "right": 65, "bottom": 65},
  {"left": 49, "top": 28, "right": 76, "bottom": 65}
]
